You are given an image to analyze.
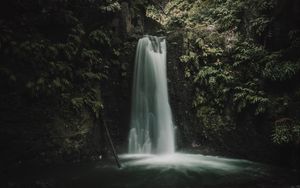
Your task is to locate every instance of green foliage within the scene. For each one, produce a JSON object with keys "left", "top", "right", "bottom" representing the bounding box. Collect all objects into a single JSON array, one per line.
[
  {"left": 194, "top": 66, "right": 234, "bottom": 85},
  {"left": 195, "top": 105, "right": 234, "bottom": 140},
  {"left": 231, "top": 41, "right": 266, "bottom": 68},
  {"left": 0, "top": 0, "right": 119, "bottom": 116},
  {"left": 0, "top": 0, "right": 127, "bottom": 161},
  {"left": 233, "top": 84, "right": 269, "bottom": 115},
  {"left": 89, "top": 30, "right": 111, "bottom": 47},
  {"left": 272, "top": 119, "right": 300, "bottom": 144},
  {"left": 157, "top": 0, "right": 300, "bottom": 149},
  {"left": 99, "top": 1, "right": 121, "bottom": 13},
  {"left": 263, "top": 60, "right": 300, "bottom": 81}
]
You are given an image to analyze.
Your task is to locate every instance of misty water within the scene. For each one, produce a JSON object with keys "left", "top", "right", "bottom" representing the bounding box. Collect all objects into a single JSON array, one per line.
[
  {"left": 128, "top": 35, "right": 175, "bottom": 154},
  {"left": 77, "top": 153, "right": 275, "bottom": 188},
  {"left": 10, "top": 151, "right": 296, "bottom": 188}
]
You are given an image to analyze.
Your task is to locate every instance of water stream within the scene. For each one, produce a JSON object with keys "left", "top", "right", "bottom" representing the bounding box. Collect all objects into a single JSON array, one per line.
[{"left": 128, "top": 35, "right": 175, "bottom": 154}]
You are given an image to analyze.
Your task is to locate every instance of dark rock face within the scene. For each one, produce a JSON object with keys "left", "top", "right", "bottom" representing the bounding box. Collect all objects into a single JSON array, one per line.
[
  {"left": 100, "top": 3, "right": 147, "bottom": 153},
  {"left": 112, "top": 2, "right": 145, "bottom": 37},
  {"left": 167, "top": 31, "right": 197, "bottom": 149},
  {"left": 266, "top": 0, "right": 300, "bottom": 50},
  {"left": 121, "top": 2, "right": 134, "bottom": 34}
]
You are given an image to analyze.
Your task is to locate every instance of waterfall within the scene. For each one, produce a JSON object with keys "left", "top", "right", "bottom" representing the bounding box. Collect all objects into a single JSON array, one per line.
[{"left": 128, "top": 35, "right": 175, "bottom": 154}]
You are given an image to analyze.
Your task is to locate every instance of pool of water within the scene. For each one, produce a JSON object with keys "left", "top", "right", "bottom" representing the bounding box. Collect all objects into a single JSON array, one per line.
[
  {"left": 72, "top": 153, "right": 277, "bottom": 188},
  {"left": 5, "top": 153, "right": 299, "bottom": 188}
]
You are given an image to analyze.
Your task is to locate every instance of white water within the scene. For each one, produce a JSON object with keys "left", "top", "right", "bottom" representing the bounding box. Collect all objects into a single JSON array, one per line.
[
  {"left": 128, "top": 35, "right": 175, "bottom": 154},
  {"left": 120, "top": 153, "right": 264, "bottom": 173},
  {"left": 94, "top": 154, "right": 270, "bottom": 188}
]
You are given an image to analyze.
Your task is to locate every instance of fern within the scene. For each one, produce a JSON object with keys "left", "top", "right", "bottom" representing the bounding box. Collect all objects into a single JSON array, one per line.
[
  {"left": 233, "top": 84, "right": 269, "bottom": 115},
  {"left": 263, "top": 60, "right": 300, "bottom": 81},
  {"left": 272, "top": 119, "right": 300, "bottom": 144}
]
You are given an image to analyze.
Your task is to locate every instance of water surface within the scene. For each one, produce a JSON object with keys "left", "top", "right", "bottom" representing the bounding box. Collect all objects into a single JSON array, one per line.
[{"left": 79, "top": 153, "right": 274, "bottom": 188}]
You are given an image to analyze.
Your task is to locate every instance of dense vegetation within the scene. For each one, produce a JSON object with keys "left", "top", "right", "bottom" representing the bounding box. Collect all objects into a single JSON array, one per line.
[
  {"left": 150, "top": 0, "right": 300, "bottom": 166},
  {"left": 1, "top": 0, "right": 299, "bottom": 174},
  {"left": 0, "top": 0, "right": 146, "bottom": 166}
]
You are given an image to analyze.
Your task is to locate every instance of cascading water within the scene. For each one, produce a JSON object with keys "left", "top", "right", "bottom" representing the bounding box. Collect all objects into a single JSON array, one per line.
[
  {"left": 91, "top": 37, "right": 273, "bottom": 188},
  {"left": 128, "top": 35, "right": 175, "bottom": 154}
]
